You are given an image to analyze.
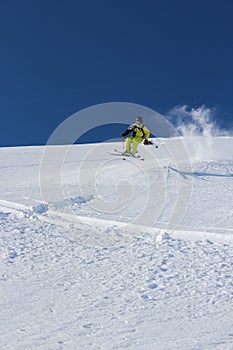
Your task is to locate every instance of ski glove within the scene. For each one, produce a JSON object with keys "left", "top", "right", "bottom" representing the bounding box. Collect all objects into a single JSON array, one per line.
[{"left": 143, "top": 140, "right": 153, "bottom": 145}]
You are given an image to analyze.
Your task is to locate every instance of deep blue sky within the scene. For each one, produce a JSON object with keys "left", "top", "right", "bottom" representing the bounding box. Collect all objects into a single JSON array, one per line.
[{"left": 1, "top": 0, "right": 232, "bottom": 146}]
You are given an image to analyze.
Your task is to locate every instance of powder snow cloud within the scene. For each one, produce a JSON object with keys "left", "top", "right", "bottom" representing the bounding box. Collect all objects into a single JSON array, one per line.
[{"left": 166, "top": 105, "right": 233, "bottom": 160}]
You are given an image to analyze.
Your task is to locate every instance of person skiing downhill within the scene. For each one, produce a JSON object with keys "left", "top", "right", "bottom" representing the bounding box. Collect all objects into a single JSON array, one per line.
[{"left": 121, "top": 116, "right": 153, "bottom": 155}]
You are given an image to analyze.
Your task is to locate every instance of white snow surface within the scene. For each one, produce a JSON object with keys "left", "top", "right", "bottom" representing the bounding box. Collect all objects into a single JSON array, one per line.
[{"left": 0, "top": 137, "right": 233, "bottom": 350}]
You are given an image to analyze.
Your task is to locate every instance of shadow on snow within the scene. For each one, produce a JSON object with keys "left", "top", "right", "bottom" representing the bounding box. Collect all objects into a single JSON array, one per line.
[{"left": 168, "top": 166, "right": 233, "bottom": 180}]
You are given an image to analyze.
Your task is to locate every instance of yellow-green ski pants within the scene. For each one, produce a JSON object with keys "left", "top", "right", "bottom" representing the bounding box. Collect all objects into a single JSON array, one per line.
[{"left": 125, "top": 136, "right": 141, "bottom": 153}]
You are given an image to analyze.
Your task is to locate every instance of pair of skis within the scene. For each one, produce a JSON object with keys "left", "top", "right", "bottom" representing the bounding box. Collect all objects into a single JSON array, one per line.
[{"left": 109, "top": 149, "right": 145, "bottom": 161}]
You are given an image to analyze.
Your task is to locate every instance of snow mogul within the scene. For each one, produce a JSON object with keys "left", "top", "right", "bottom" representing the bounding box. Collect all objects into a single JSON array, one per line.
[{"left": 121, "top": 116, "right": 153, "bottom": 155}]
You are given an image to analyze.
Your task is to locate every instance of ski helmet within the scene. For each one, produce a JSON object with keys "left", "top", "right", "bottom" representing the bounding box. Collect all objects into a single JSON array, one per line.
[{"left": 136, "top": 116, "right": 143, "bottom": 126}]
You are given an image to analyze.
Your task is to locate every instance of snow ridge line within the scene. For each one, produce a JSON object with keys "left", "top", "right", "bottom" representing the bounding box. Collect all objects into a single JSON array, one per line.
[{"left": 1, "top": 199, "right": 233, "bottom": 245}]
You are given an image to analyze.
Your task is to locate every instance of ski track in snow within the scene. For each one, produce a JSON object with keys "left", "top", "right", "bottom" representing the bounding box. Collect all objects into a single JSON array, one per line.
[
  {"left": 0, "top": 138, "right": 233, "bottom": 350},
  {"left": 0, "top": 211, "right": 232, "bottom": 350}
]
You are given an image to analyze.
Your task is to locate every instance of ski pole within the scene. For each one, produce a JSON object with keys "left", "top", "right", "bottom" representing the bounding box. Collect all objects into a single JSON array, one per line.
[
  {"left": 122, "top": 137, "right": 125, "bottom": 150},
  {"left": 153, "top": 135, "right": 159, "bottom": 149}
]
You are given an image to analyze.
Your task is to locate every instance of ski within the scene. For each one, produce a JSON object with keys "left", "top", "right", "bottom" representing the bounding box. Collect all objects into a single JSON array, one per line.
[{"left": 109, "top": 149, "right": 145, "bottom": 161}]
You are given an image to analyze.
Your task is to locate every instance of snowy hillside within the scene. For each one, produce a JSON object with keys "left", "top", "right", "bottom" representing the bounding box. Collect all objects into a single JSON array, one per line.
[{"left": 0, "top": 137, "right": 233, "bottom": 350}]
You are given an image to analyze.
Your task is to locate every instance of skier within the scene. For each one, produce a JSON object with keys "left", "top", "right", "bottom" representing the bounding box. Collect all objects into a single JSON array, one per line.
[{"left": 121, "top": 116, "right": 153, "bottom": 155}]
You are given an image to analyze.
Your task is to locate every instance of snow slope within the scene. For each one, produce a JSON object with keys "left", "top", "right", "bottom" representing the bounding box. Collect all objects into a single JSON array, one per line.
[{"left": 0, "top": 137, "right": 233, "bottom": 349}]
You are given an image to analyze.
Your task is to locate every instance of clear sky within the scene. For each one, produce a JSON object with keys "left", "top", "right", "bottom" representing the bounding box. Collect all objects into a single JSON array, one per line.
[{"left": 0, "top": 0, "right": 232, "bottom": 146}]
